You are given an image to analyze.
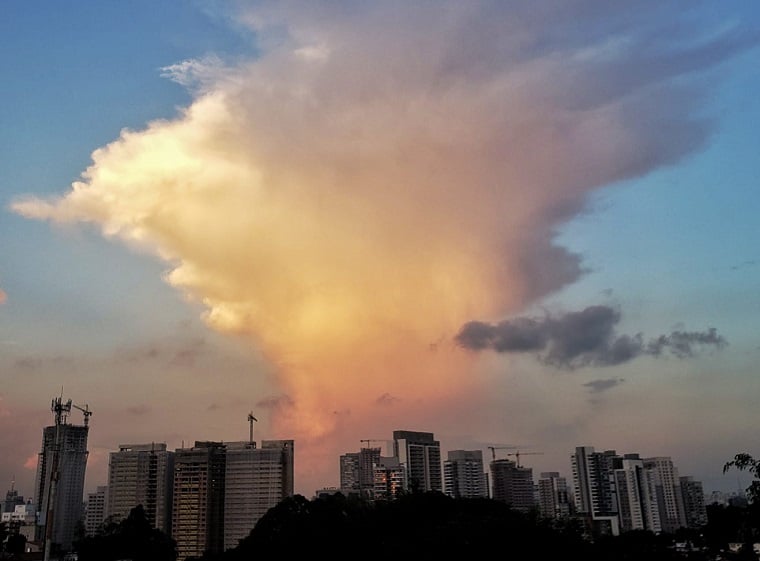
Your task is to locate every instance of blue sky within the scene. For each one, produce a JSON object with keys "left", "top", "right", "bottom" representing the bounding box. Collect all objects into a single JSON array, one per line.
[{"left": 1, "top": 1, "right": 759, "bottom": 499}]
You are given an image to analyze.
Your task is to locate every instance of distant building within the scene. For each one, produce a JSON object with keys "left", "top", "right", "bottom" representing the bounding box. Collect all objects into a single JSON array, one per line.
[
  {"left": 443, "top": 450, "right": 488, "bottom": 499},
  {"left": 490, "top": 459, "right": 535, "bottom": 512},
  {"left": 393, "top": 430, "right": 442, "bottom": 493},
  {"left": 680, "top": 476, "right": 707, "bottom": 528},
  {"left": 172, "top": 442, "right": 226, "bottom": 561},
  {"left": 339, "top": 446, "right": 381, "bottom": 498},
  {"left": 612, "top": 456, "right": 661, "bottom": 533},
  {"left": 644, "top": 457, "right": 687, "bottom": 533},
  {"left": 537, "top": 472, "right": 571, "bottom": 519},
  {"left": 3, "top": 480, "right": 24, "bottom": 513},
  {"left": 34, "top": 397, "right": 89, "bottom": 554},
  {"left": 223, "top": 439, "right": 294, "bottom": 552},
  {"left": 84, "top": 486, "right": 108, "bottom": 536},
  {"left": 372, "top": 456, "right": 406, "bottom": 500},
  {"left": 571, "top": 446, "right": 620, "bottom": 536},
  {"left": 107, "top": 443, "right": 174, "bottom": 533}
]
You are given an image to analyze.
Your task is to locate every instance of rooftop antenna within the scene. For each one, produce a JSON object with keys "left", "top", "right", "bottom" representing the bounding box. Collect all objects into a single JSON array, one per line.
[{"left": 248, "top": 412, "right": 258, "bottom": 445}]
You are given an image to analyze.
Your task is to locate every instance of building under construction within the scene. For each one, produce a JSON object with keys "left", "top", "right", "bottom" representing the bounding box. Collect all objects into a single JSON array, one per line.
[{"left": 33, "top": 396, "right": 90, "bottom": 557}]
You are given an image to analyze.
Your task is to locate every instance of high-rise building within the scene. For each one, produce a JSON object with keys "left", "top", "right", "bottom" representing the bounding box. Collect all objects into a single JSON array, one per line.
[
  {"left": 85, "top": 486, "right": 108, "bottom": 536},
  {"left": 392, "top": 430, "right": 442, "bottom": 493},
  {"left": 372, "top": 456, "right": 406, "bottom": 500},
  {"left": 340, "top": 446, "right": 382, "bottom": 498},
  {"left": 107, "top": 443, "right": 174, "bottom": 533},
  {"left": 571, "top": 446, "right": 620, "bottom": 536},
  {"left": 680, "top": 476, "right": 707, "bottom": 528},
  {"left": 644, "top": 457, "right": 686, "bottom": 533},
  {"left": 612, "top": 457, "right": 661, "bottom": 533},
  {"left": 172, "top": 442, "right": 226, "bottom": 561},
  {"left": 490, "top": 459, "right": 535, "bottom": 512},
  {"left": 34, "top": 397, "right": 90, "bottom": 554},
  {"left": 443, "top": 450, "right": 488, "bottom": 499},
  {"left": 537, "top": 472, "right": 571, "bottom": 519},
  {"left": 223, "top": 439, "right": 294, "bottom": 552}
]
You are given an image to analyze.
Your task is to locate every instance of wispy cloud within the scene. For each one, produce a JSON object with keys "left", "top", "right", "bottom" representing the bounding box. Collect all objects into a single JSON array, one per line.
[
  {"left": 455, "top": 305, "right": 727, "bottom": 369},
  {"left": 583, "top": 378, "right": 625, "bottom": 393},
  {"left": 0, "top": 288, "right": 6, "bottom": 305}
]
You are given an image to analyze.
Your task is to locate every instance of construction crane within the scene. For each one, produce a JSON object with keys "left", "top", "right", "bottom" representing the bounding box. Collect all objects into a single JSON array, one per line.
[
  {"left": 247, "top": 412, "right": 258, "bottom": 444},
  {"left": 72, "top": 403, "right": 92, "bottom": 427},
  {"left": 505, "top": 450, "right": 544, "bottom": 468},
  {"left": 487, "top": 445, "right": 519, "bottom": 461}
]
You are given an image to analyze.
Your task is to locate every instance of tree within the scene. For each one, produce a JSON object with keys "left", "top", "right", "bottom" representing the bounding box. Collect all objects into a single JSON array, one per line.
[
  {"left": 724, "top": 453, "right": 760, "bottom": 503},
  {"left": 75, "top": 505, "right": 177, "bottom": 561}
]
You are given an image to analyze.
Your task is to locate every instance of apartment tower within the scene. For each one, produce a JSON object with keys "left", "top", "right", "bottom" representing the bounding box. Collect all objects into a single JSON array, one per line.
[
  {"left": 107, "top": 443, "right": 175, "bottom": 533},
  {"left": 223, "top": 439, "right": 294, "bottom": 551},
  {"left": 172, "top": 442, "right": 226, "bottom": 561},
  {"left": 443, "top": 450, "right": 488, "bottom": 499},
  {"left": 392, "top": 430, "right": 442, "bottom": 493}
]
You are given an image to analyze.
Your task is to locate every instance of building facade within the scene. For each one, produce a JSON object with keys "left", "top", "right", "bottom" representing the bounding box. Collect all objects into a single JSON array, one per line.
[
  {"left": 443, "top": 450, "right": 488, "bottom": 499},
  {"left": 490, "top": 459, "right": 536, "bottom": 512},
  {"left": 537, "top": 472, "right": 571, "bottom": 519},
  {"left": 172, "top": 442, "right": 226, "bottom": 561},
  {"left": 570, "top": 446, "right": 620, "bottom": 536},
  {"left": 107, "top": 443, "right": 174, "bottom": 533},
  {"left": 34, "top": 405, "right": 89, "bottom": 554},
  {"left": 223, "top": 439, "right": 294, "bottom": 551},
  {"left": 84, "top": 485, "right": 108, "bottom": 536},
  {"left": 393, "top": 430, "right": 442, "bottom": 493}
]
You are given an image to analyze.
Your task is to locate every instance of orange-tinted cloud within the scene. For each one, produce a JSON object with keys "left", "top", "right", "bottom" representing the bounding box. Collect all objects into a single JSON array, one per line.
[
  {"left": 23, "top": 454, "right": 38, "bottom": 471},
  {"left": 11, "top": 2, "right": 752, "bottom": 492},
  {"left": 0, "top": 288, "right": 6, "bottom": 305}
]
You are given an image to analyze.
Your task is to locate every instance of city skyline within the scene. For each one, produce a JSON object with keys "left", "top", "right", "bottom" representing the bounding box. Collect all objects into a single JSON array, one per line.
[{"left": 2, "top": 2, "right": 760, "bottom": 500}]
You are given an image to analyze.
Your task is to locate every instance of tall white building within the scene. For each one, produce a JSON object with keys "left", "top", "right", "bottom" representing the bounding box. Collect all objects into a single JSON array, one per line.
[
  {"left": 107, "top": 443, "right": 174, "bottom": 533},
  {"left": 223, "top": 439, "right": 294, "bottom": 552},
  {"left": 393, "top": 430, "right": 442, "bottom": 493},
  {"left": 613, "top": 457, "right": 661, "bottom": 533},
  {"left": 34, "top": 397, "right": 90, "bottom": 554},
  {"left": 644, "top": 456, "right": 686, "bottom": 533},
  {"left": 443, "top": 450, "right": 488, "bottom": 499}
]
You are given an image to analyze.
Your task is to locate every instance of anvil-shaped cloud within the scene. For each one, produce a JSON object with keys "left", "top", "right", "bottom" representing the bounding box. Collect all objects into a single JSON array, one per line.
[{"left": 11, "top": 2, "right": 755, "bottom": 488}]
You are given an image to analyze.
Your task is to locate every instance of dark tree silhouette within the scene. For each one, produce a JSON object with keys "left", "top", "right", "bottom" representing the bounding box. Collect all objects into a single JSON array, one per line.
[{"left": 75, "top": 504, "right": 177, "bottom": 561}]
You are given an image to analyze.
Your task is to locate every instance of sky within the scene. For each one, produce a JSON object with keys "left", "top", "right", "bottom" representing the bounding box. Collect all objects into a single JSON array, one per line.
[{"left": 1, "top": 1, "right": 759, "bottom": 500}]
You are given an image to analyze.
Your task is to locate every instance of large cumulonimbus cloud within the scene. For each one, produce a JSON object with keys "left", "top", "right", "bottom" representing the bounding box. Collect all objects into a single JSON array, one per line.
[
  {"left": 9, "top": 2, "right": 755, "bottom": 483},
  {"left": 455, "top": 305, "right": 728, "bottom": 368}
]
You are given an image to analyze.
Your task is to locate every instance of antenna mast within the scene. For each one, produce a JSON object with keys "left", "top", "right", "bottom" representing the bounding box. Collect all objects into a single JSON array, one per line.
[{"left": 247, "top": 412, "right": 258, "bottom": 445}]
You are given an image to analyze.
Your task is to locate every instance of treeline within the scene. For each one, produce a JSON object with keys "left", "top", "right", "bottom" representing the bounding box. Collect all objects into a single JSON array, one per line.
[{"left": 70, "top": 491, "right": 760, "bottom": 561}]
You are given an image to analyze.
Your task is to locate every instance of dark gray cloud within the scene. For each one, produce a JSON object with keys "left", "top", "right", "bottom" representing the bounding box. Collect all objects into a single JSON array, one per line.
[
  {"left": 455, "top": 305, "right": 727, "bottom": 369},
  {"left": 583, "top": 378, "right": 625, "bottom": 393}
]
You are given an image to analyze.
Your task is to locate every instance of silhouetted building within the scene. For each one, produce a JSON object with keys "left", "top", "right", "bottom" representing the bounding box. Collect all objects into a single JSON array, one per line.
[
  {"left": 340, "top": 446, "right": 382, "bottom": 498},
  {"left": 3, "top": 480, "right": 24, "bottom": 513},
  {"left": 107, "top": 443, "right": 174, "bottom": 533},
  {"left": 443, "top": 450, "right": 488, "bottom": 499},
  {"left": 680, "top": 476, "right": 707, "bottom": 528},
  {"left": 393, "top": 430, "right": 442, "bottom": 493},
  {"left": 490, "top": 459, "right": 535, "bottom": 512}
]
